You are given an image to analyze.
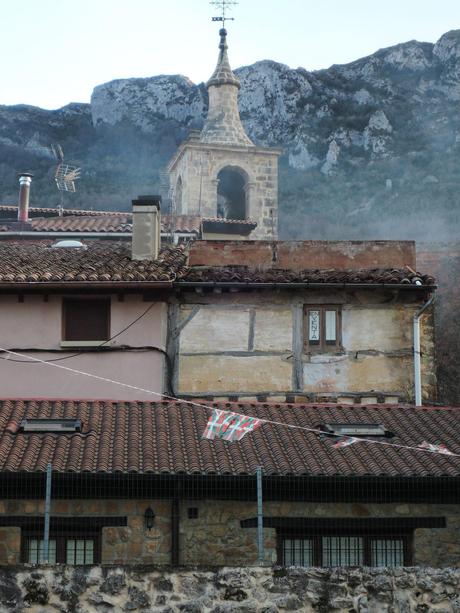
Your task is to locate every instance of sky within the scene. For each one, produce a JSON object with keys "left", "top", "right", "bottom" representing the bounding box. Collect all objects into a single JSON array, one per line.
[{"left": 1, "top": 0, "right": 458, "bottom": 110}]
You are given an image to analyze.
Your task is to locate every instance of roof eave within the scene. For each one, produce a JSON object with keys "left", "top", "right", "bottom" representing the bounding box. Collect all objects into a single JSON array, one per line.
[
  {"left": 0, "top": 281, "right": 174, "bottom": 291},
  {"left": 174, "top": 281, "right": 437, "bottom": 290}
]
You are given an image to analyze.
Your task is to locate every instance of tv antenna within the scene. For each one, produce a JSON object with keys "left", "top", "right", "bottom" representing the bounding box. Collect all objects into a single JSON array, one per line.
[
  {"left": 210, "top": 0, "right": 238, "bottom": 28},
  {"left": 50, "top": 144, "right": 81, "bottom": 215}
]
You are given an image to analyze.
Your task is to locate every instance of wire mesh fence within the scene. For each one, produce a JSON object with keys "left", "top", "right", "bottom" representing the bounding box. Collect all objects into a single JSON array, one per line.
[{"left": 0, "top": 469, "right": 457, "bottom": 569}]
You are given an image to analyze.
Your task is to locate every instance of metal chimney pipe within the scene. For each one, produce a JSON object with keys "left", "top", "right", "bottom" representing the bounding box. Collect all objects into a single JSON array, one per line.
[{"left": 17, "top": 173, "right": 33, "bottom": 222}]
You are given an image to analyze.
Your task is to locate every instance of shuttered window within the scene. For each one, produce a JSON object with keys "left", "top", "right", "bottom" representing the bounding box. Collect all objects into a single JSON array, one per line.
[{"left": 63, "top": 299, "right": 110, "bottom": 341}]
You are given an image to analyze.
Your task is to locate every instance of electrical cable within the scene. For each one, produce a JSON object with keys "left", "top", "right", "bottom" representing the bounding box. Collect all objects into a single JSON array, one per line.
[
  {"left": 0, "top": 346, "right": 458, "bottom": 459},
  {"left": 0, "top": 303, "right": 156, "bottom": 364}
]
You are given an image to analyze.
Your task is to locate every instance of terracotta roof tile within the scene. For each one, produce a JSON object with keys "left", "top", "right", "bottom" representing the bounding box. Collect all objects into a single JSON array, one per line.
[
  {"left": 182, "top": 266, "right": 435, "bottom": 286},
  {"left": 0, "top": 400, "right": 458, "bottom": 477},
  {"left": 0, "top": 205, "right": 129, "bottom": 218},
  {"left": 0, "top": 208, "right": 250, "bottom": 235},
  {"left": 0, "top": 241, "right": 187, "bottom": 285}
]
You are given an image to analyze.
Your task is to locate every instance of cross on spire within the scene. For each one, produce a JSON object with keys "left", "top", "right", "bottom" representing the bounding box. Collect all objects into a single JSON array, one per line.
[{"left": 210, "top": 0, "right": 238, "bottom": 29}]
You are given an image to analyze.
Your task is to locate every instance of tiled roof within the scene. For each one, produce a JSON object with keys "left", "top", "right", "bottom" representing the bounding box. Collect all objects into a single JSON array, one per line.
[
  {"left": 0, "top": 207, "right": 256, "bottom": 235},
  {"left": 182, "top": 266, "right": 435, "bottom": 286},
  {"left": 0, "top": 241, "right": 187, "bottom": 285},
  {"left": 0, "top": 213, "right": 202, "bottom": 235},
  {"left": 0, "top": 400, "right": 458, "bottom": 477},
  {"left": 23, "top": 215, "right": 132, "bottom": 233},
  {"left": 0, "top": 205, "right": 127, "bottom": 218}
]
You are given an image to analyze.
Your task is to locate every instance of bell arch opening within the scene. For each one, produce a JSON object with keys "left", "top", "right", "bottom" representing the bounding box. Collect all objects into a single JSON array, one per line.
[
  {"left": 216, "top": 166, "right": 248, "bottom": 220},
  {"left": 174, "top": 176, "right": 183, "bottom": 215}
]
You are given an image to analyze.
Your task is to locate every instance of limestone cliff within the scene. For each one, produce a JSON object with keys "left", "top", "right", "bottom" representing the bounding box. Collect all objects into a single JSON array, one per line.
[{"left": 0, "top": 30, "right": 458, "bottom": 238}]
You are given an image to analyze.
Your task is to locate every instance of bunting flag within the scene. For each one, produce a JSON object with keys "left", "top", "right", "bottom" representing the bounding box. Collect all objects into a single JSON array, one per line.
[
  {"left": 203, "top": 409, "right": 262, "bottom": 442},
  {"left": 418, "top": 441, "right": 455, "bottom": 455},
  {"left": 332, "top": 436, "right": 361, "bottom": 448}
]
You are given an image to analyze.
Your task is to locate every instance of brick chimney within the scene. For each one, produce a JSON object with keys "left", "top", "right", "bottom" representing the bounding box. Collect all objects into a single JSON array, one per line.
[
  {"left": 131, "top": 195, "right": 161, "bottom": 260},
  {"left": 17, "top": 173, "right": 33, "bottom": 222}
]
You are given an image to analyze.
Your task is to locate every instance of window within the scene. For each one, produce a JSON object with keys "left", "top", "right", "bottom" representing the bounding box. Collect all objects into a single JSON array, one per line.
[
  {"left": 66, "top": 539, "right": 95, "bottom": 565},
  {"left": 27, "top": 538, "right": 57, "bottom": 564},
  {"left": 62, "top": 298, "right": 110, "bottom": 343},
  {"left": 23, "top": 533, "right": 99, "bottom": 565},
  {"left": 321, "top": 423, "right": 392, "bottom": 438},
  {"left": 279, "top": 534, "right": 408, "bottom": 567},
  {"left": 20, "top": 419, "right": 82, "bottom": 433},
  {"left": 304, "top": 306, "right": 341, "bottom": 352}
]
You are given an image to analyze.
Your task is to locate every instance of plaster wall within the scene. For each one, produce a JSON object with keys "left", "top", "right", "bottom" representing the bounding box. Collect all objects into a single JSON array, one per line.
[
  {"left": 173, "top": 291, "right": 436, "bottom": 402},
  {"left": 0, "top": 295, "right": 167, "bottom": 400}
]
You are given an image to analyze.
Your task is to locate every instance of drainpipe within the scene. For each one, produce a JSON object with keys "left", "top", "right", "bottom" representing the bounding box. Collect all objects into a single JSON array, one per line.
[{"left": 413, "top": 295, "right": 435, "bottom": 406}]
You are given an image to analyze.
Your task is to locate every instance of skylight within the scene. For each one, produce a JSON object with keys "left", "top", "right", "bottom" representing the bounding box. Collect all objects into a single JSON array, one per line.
[
  {"left": 20, "top": 419, "right": 82, "bottom": 433},
  {"left": 321, "top": 423, "right": 393, "bottom": 438}
]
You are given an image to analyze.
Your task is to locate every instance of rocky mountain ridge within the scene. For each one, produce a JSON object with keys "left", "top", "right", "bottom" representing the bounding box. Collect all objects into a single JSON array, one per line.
[{"left": 0, "top": 29, "right": 459, "bottom": 240}]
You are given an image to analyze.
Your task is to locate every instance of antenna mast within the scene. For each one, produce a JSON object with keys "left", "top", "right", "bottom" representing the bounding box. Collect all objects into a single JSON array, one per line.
[
  {"left": 50, "top": 144, "right": 82, "bottom": 215},
  {"left": 210, "top": 0, "right": 238, "bottom": 28}
]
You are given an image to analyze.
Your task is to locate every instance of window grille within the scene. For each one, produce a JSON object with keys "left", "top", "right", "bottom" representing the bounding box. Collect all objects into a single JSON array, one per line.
[{"left": 279, "top": 535, "right": 409, "bottom": 567}]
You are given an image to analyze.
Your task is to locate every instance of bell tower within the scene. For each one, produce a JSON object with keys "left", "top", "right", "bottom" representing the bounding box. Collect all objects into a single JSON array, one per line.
[{"left": 168, "top": 24, "right": 281, "bottom": 239}]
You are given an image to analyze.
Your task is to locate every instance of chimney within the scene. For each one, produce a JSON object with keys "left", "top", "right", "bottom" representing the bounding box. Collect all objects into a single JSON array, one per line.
[
  {"left": 17, "top": 173, "right": 33, "bottom": 222},
  {"left": 131, "top": 195, "right": 162, "bottom": 260}
]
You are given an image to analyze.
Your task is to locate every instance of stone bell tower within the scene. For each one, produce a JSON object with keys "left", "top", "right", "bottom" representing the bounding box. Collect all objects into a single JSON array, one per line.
[{"left": 168, "top": 28, "right": 281, "bottom": 239}]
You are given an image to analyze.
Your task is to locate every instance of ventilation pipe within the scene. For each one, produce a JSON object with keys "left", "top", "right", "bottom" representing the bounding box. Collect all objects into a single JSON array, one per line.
[
  {"left": 131, "top": 195, "right": 161, "bottom": 260},
  {"left": 413, "top": 295, "right": 435, "bottom": 406},
  {"left": 17, "top": 173, "right": 33, "bottom": 222}
]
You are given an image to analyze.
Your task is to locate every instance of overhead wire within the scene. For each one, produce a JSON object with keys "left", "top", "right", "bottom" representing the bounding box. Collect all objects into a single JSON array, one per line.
[
  {"left": 0, "top": 346, "right": 458, "bottom": 459},
  {"left": 0, "top": 302, "right": 157, "bottom": 363}
]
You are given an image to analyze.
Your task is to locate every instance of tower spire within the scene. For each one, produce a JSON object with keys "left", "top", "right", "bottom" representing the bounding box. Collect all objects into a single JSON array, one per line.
[
  {"left": 200, "top": 14, "right": 253, "bottom": 146},
  {"left": 207, "top": 28, "right": 240, "bottom": 89}
]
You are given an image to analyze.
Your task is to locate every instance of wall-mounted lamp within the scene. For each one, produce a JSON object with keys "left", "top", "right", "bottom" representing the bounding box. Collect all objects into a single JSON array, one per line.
[{"left": 144, "top": 507, "right": 155, "bottom": 530}]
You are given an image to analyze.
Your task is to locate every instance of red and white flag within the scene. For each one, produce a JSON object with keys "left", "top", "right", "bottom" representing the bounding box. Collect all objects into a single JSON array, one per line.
[
  {"left": 203, "top": 409, "right": 262, "bottom": 442},
  {"left": 418, "top": 441, "right": 455, "bottom": 456},
  {"left": 332, "top": 436, "right": 361, "bottom": 448}
]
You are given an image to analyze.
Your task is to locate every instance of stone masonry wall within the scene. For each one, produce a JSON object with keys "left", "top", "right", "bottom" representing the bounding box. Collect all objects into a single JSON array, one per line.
[
  {"left": 174, "top": 289, "right": 436, "bottom": 402},
  {"left": 169, "top": 144, "right": 279, "bottom": 239},
  {"left": 1, "top": 565, "right": 459, "bottom": 613},
  {"left": 1, "top": 499, "right": 459, "bottom": 568}
]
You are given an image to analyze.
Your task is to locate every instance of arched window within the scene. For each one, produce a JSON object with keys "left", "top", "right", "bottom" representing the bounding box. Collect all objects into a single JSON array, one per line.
[
  {"left": 175, "top": 176, "right": 183, "bottom": 215},
  {"left": 216, "top": 167, "right": 247, "bottom": 220}
]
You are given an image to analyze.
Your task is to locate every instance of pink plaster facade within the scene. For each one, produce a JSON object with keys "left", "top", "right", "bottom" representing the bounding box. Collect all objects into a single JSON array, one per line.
[{"left": 0, "top": 295, "right": 167, "bottom": 400}]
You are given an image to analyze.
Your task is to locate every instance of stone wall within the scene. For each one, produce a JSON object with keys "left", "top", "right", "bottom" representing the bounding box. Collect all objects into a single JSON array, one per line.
[
  {"left": 168, "top": 142, "right": 280, "bottom": 239},
  {"left": 2, "top": 499, "right": 459, "bottom": 568},
  {"left": 1, "top": 565, "right": 459, "bottom": 613},
  {"left": 173, "top": 289, "right": 436, "bottom": 402}
]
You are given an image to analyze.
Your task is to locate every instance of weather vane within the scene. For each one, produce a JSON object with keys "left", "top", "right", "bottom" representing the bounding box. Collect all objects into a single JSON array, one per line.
[{"left": 210, "top": 0, "right": 238, "bottom": 29}]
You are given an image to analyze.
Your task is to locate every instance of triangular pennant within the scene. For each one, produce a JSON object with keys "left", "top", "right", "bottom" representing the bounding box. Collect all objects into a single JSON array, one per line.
[
  {"left": 332, "top": 436, "right": 361, "bottom": 449},
  {"left": 418, "top": 441, "right": 455, "bottom": 456},
  {"left": 203, "top": 409, "right": 262, "bottom": 442}
]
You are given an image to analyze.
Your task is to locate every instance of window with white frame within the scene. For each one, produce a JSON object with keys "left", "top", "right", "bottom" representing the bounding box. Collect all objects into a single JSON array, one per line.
[
  {"left": 280, "top": 534, "right": 408, "bottom": 567},
  {"left": 23, "top": 533, "right": 98, "bottom": 565}
]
